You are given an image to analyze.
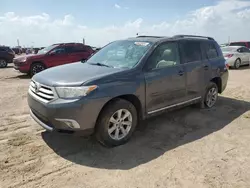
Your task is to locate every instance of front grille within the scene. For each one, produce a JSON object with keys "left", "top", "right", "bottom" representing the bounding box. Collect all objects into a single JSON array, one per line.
[{"left": 29, "top": 80, "right": 56, "bottom": 103}]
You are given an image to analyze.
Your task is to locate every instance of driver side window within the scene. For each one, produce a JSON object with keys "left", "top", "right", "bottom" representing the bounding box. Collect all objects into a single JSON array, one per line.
[{"left": 146, "top": 42, "right": 180, "bottom": 70}]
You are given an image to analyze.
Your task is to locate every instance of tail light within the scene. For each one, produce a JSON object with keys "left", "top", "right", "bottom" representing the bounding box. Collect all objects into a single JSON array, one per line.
[
  {"left": 225, "top": 54, "right": 234, "bottom": 58},
  {"left": 225, "top": 62, "right": 229, "bottom": 70}
]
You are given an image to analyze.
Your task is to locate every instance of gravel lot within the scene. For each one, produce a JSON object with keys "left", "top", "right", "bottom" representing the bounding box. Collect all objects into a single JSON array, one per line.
[{"left": 1, "top": 64, "right": 250, "bottom": 188}]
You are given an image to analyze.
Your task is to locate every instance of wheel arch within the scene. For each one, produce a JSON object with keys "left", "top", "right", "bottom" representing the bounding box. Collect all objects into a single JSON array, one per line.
[
  {"left": 210, "top": 77, "right": 222, "bottom": 93},
  {"left": 96, "top": 94, "right": 144, "bottom": 127}
]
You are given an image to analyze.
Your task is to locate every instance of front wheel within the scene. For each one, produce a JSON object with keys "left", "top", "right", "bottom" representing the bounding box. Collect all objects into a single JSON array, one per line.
[
  {"left": 0, "top": 59, "right": 7, "bottom": 68},
  {"left": 95, "top": 99, "right": 138, "bottom": 147},
  {"left": 204, "top": 82, "right": 218, "bottom": 108},
  {"left": 30, "top": 63, "right": 46, "bottom": 76}
]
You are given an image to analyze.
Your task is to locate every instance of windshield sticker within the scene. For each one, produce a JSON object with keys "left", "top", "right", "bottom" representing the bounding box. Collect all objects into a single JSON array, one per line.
[{"left": 134, "top": 42, "right": 149, "bottom": 46}]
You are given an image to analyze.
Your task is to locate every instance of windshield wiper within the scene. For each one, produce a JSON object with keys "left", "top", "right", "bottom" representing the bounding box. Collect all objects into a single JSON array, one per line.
[{"left": 89, "top": 62, "right": 113, "bottom": 68}]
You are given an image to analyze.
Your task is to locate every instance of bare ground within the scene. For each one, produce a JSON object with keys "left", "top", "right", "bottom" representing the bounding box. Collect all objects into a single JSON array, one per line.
[{"left": 1, "top": 65, "right": 250, "bottom": 188}]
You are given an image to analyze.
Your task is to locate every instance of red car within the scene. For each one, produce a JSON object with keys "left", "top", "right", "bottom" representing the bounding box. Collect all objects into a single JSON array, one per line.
[
  {"left": 13, "top": 43, "right": 94, "bottom": 76},
  {"left": 229, "top": 41, "right": 250, "bottom": 48}
]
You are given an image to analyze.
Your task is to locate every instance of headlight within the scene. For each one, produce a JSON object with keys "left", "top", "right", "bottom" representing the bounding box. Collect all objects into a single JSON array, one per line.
[
  {"left": 14, "top": 56, "right": 27, "bottom": 62},
  {"left": 55, "top": 85, "right": 97, "bottom": 99}
]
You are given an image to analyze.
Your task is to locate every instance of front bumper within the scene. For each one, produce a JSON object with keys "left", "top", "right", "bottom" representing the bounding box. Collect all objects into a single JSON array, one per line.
[
  {"left": 13, "top": 61, "right": 30, "bottom": 73},
  {"left": 28, "top": 91, "right": 108, "bottom": 134}
]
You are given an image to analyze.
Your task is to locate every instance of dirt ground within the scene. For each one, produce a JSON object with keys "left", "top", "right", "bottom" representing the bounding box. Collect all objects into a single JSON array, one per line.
[{"left": 1, "top": 64, "right": 250, "bottom": 188}]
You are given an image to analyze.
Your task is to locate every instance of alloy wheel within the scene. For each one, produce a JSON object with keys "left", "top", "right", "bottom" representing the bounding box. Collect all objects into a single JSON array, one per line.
[
  {"left": 108, "top": 109, "right": 132, "bottom": 140},
  {"left": 205, "top": 87, "right": 218, "bottom": 108},
  {"left": 0, "top": 59, "right": 7, "bottom": 68},
  {"left": 32, "top": 64, "right": 45, "bottom": 75}
]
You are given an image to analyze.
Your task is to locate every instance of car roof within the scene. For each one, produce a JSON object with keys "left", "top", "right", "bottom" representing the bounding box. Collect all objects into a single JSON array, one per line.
[
  {"left": 127, "top": 35, "right": 215, "bottom": 44},
  {"left": 222, "top": 46, "right": 243, "bottom": 49}
]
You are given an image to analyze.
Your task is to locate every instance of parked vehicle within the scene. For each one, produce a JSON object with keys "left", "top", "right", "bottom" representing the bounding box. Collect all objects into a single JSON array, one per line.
[
  {"left": 0, "top": 46, "right": 15, "bottom": 68},
  {"left": 229, "top": 41, "right": 250, "bottom": 48},
  {"left": 14, "top": 43, "right": 94, "bottom": 76},
  {"left": 12, "top": 47, "right": 22, "bottom": 55},
  {"left": 28, "top": 35, "right": 229, "bottom": 147},
  {"left": 221, "top": 46, "right": 250, "bottom": 69}
]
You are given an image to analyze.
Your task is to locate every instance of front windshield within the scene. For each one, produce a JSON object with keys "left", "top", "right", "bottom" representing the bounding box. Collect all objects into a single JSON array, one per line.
[
  {"left": 87, "top": 40, "right": 152, "bottom": 68},
  {"left": 37, "top": 45, "right": 58, "bottom": 54}
]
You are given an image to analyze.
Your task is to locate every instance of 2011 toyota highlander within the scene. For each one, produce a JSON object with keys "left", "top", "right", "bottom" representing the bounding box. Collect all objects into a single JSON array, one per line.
[{"left": 28, "top": 35, "right": 229, "bottom": 147}]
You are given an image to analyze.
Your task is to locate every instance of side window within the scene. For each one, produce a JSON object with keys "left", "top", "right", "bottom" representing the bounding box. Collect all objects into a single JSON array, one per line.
[
  {"left": 50, "top": 47, "right": 66, "bottom": 54},
  {"left": 146, "top": 42, "right": 180, "bottom": 70},
  {"left": 247, "top": 42, "right": 250, "bottom": 48},
  {"left": 181, "top": 41, "right": 202, "bottom": 63},
  {"left": 237, "top": 48, "right": 244, "bottom": 53},
  {"left": 0, "top": 48, "right": 7, "bottom": 52},
  {"left": 242, "top": 47, "right": 250, "bottom": 53},
  {"left": 203, "top": 42, "right": 219, "bottom": 59}
]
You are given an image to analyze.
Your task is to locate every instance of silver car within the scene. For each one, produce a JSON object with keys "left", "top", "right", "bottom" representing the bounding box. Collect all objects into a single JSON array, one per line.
[{"left": 221, "top": 46, "right": 250, "bottom": 69}]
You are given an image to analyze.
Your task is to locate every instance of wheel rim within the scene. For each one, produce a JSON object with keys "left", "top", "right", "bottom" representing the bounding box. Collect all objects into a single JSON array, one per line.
[
  {"left": 206, "top": 87, "right": 218, "bottom": 108},
  {"left": 32, "top": 65, "right": 44, "bottom": 75},
  {"left": 108, "top": 109, "right": 132, "bottom": 141},
  {"left": 235, "top": 60, "right": 240, "bottom": 68},
  {"left": 0, "top": 59, "right": 7, "bottom": 67}
]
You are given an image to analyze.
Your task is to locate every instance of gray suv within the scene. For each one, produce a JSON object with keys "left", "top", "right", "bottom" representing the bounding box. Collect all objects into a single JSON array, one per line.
[{"left": 28, "top": 35, "right": 229, "bottom": 147}]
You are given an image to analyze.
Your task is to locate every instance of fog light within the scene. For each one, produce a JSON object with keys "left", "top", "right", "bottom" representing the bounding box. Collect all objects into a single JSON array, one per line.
[{"left": 55, "top": 118, "right": 80, "bottom": 129}]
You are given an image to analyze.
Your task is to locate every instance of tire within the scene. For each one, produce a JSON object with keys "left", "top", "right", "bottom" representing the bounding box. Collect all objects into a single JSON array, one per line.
[
  {"left": 0, "top": 59, "right": 8, "bottom": 68},
  {"left": 30, "top": 62, "right": 46, "bottom": 77},
  {"left": 95, "top": 99, "right": 138, "bottom": 147},
  {"left": 204, "top": 82, "right": 218, "bottom": 108},
  {"left": 234, "top": 58, "right": 241, "bottom": 69}
]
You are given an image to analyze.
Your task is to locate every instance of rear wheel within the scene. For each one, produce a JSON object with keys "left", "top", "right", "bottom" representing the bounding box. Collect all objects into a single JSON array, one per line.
[
  {"left": 204, "top": 82, "right": 218, "bottom": 108},
  {"left": 0, "top": 59, "right": 7, "bottom": 68},
  {"left": 30, "top": 62, "right": 46, "bottom": 76},
  {"left": 234, "top": 58, "right": 241, "bottom": 69},
  {"left": 95, "top": 99, "right": 138, "bottom": 147}
]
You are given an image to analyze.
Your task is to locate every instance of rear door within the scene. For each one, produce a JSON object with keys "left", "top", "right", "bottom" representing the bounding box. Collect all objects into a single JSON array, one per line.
[
  {"left": 241, "top": 47, "right": 250, "bottom": 64},
  {"left": 144, "top": 41, "right": 187, "bottom": 114},
  {"left": 180, "top": 40, "right": 205, "bottom": 100},
  {"left": 237, "top": 47, "right": 248, "bottom": 64},
  {"left": 67, "top": 45, "right": 92, "bottom": 63},
  {"left": 46, "top": 46, "right": 69, "bottom": 67}
]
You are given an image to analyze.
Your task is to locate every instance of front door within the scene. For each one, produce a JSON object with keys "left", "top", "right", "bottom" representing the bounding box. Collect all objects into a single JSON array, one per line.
[{"left": 144, "top": 42, "right": 187, "bottom": 114}]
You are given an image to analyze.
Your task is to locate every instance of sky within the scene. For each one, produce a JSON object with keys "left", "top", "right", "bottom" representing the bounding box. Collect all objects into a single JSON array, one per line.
[{"left": 1, "top": 0, "right": 250, "bottom": 47}]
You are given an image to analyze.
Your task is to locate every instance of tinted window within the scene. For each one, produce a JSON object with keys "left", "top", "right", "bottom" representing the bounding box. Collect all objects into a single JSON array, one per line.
[
  {"left": 67, "top": 45, "right": 92, "bottom": 53},
  {"left": 50, "top": 47, "right": 66, "bottom": 54},
  {"left": 230, "top": 42, "right": 246, "bottom": 47},
  {"left": 203, "top": 42, "right": 218, "bottom": 59},
  {"left": 242, "top": 47, "right": 250, "bottom": 53},
  {"left": 237, "top": 48, "right": 244, "bottom": 53},
  {"left": 181, "top": 41, "right": 201, "bottom": 63},
  {"left": 247, "top": 42, "right": 250, "bottom": 48},
  {"left": 146, "top": 42, "right": 180, "bottom": 70}
]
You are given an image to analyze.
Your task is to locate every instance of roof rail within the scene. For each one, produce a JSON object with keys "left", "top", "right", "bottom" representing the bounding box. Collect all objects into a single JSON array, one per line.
[
  {"left": 173, "top": 35, "right": 214, "bottom": 40},
  {"left": 136, "top": 35, "right": 165, "bottom": 38}
]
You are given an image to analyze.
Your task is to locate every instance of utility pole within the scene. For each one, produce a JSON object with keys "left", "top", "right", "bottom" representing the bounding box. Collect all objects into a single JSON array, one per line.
[{"left": 17, "top": 39, "right": 20, "bottom": 47}]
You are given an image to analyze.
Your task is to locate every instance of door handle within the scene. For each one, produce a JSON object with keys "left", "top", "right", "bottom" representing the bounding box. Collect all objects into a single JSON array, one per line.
[
  {"left": 204, "top": 65, "right": 209, "bottom": 70},
  {"left": 178, "top": 71, "right": 184, "bottom": 76}
]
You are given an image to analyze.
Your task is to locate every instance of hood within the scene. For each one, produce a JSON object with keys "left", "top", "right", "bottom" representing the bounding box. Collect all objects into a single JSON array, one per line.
[
  {"left": 33, "top": 62, "right": 125, "bottom": 87},
  {"left": 14, "top": 53, "right": 44, "bottom": 61}
]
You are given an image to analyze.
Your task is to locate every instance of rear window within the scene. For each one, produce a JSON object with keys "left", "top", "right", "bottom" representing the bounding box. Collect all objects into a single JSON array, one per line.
[
  {"left": 203, "top": 42, "right": 219, "bottom": 59},
  {"left": 230, "top": 42, "right": 246, "bottom": 47},
  {"left": 180, "top": 41, "right": 202, "bottom": 63}
]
